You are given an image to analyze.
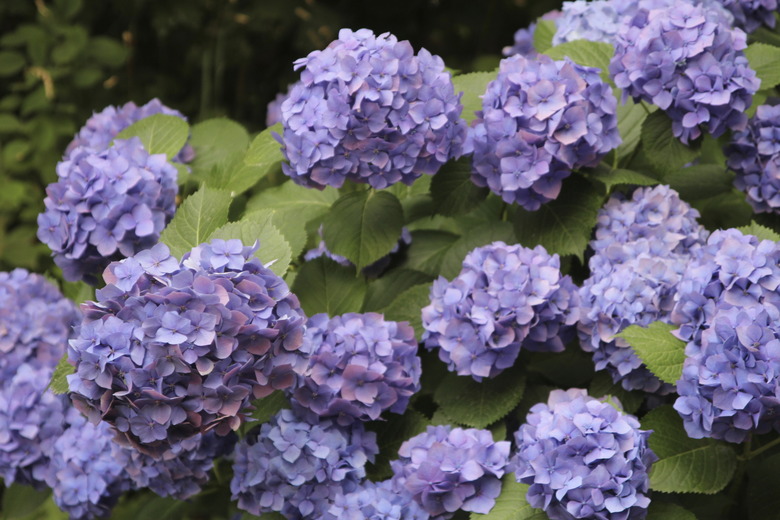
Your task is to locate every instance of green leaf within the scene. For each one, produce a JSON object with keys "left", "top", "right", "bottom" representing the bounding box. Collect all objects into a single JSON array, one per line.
[
  {"left": 737, "top": 221, "right": 780, "bottom": 242},
  {"left": 0, "top": 113, "right": 21, "bottom": 133},
  {"left": 615, "top": 100, "right": 656, "bottom": 163},
  {"left": 588, "top": 371, "right": 643, "bottom": 415},
  {"left": 115, "top": 114, "right": 189, "bottom": 160},
  {"left": 744, "top": 43, "right": 780, "bottom": 89},
  {"left": 533, "top": 19, "right": 556, "bottom": 54},
  {"left": 434, "top": 368, "right": 526, "bottom": 429},
  {"left": 48, "top": 354, "right": 74, "bottom": 395},
  {"left": 208, "top": 210, "right": 292, "bottom": 276},
  {"left": 616, "top": 321, "right": 685, "bottom": 385},
  {"left": 380, "top": 283, "right": 432, "bottom": 339},
  {"left": 0, "top": 51, "right": 25, "bottom": 77},
  {"left": 663, "top": 164, "right": 733, "bottom": 200},
  {"left": 292, "top": 257, "right": 366, "bottom": 316},
  {"left": 189, "top": 118, "right": 250, "bottom": 175},
  {"left": 2, "top": 484, "right": 51, "bottom": 519},
  {"left": 544, "top": 40, "right": 614, "bottom": 82},
  {"left": 322, "top": 190, "right": 404, "bottom": 272},
  {"left": 367, "top": 409, "right": 430, "bottom": 480},
  {"left": 87, "top": 36, "right": 127, "bottom": 68},
  {"left": 469, "top": 474, "right": 547, "bottom": 520},
  {"left": 430, "top": 157, "right": 490, "bottom": 216},
  {"left": 159, "top": 187, "right": 233, "bottom": 259},
  {"left": 526, "top": 347, "right": 595, "bottom": 387},
  {"left": 440, "top": 221, "right": 516, "bottom": 279},
  {"left": 403, "top": 229, "right": 460, "bottom": 277},
  {"left": 641, "top": 406, "right": 737, "bottom": 494},
  {"left": 513, "top": 175, "right": 604, "bottom": 262},
  {"left": 452, "top": 71, "right": 496, "bottom": 123},
  {"left": 641, "top": 111, "right": 700, "bottom": 172},
  {"left": 363, "top": 268, "right": 433, "bottom": 311},
  {"left": 748, "top": 451, "right": 780, "bottom": 520},
  {"left": 61, "top": 280, "right": 95, "bottom": 304},
  {"left": 247, "top": 391, "right": 288, "bottom": 426},
  {"left": 206, "top": 124, "right": 283, "bottom": 195},
  {"left": 588, "top": 166, "right": 659, "bottom": 192},
  {"left": 646, "top": 502, "right": 698, "bottom": 520}
]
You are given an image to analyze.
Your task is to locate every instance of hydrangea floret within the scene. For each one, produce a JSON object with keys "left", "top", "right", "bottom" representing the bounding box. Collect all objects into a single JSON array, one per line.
[
  {"left": 230, "top": 408, "right": 378, "bottom": 519},
  {"left": 280, "top": 28, "right": 468, "bottom": 189},
  {"left": 37, "top": 137, "right": 179, "bottom": 283},
  {"left": 390, "top": 424, "right": 511, "bottom": 519},
  {"left": 513, "top": 388, "right": 656, "bottom": 520},
  {"left": 325, "top": 479, "right": 429, "bottom": 520},
  {"left": 422, "top": 241, "right": 580, "bottom": 380},
  {"left": 290, "top": 312, "right": 421, "bottom": 424},
  {"left": 727, "top": 104, "right": 780, "bottom": 213},
  {"left": 67, "top": 240, "right": 308, "bottom": 455},
  {"left": 610, "top": 2, "right": 760, "bottom": 144},
  {"left": 470, "top": 54, "right": 620, "bottom": 210}
]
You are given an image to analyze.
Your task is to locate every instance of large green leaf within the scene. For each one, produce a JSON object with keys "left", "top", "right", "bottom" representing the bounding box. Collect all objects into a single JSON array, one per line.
[
  {"left": 380, "top": 283, "right": 432, "bottom": 339},
  {"left": 616, "top": 321, "right": 686, "bottom": 385},
  {"left": 291, "top": 257, "right": 366, "bottom": 316},
  {"left": 452, "top": 71, "right": 496, "bottom": 123},
  {"left": 641, "top": 111, "right": 700, "bottom": 172},
  {"left": 403, "top": 229, "right": 460, "bottom": 277},
  {"left": 615, "top": 100, "right": 656, "bottom": 163},
  {"left": 469, "top": 475, "right": 547, "bottom": 520},
  {"left": 430, "top": 157, "right": 490, "bottom": 216},
  {"left": 208, "top": 210, "right": 292, "bottom": 276},
  {"left": 737, "top": 221, "right": 780, "bottom": 242},
  {"left": 115, "top": 114, "right": 189, "bottom": 160},
  {"left": 744, "top": 43, "right": 780, "bottom": 89},
  {"left": 544, "top": 40, "right": 614, "bottom": 82},
  {"left": 587, "top": 166, "right": 659, "bottom": 193},
  {"left": 663, "top": 164, "right": 733, "bottom": 200},
  {"left": 748, "top": 451, "right": 780, "bottom": 520},
  {"left": 2, "top": 484, "right": 52, "bottom": 519},
  {"left": 440, "top": 221, "right": 516, "bottom": 279},
  {"left": 48, "top": 354, "right": 74, "bottom": 394},
  {"left": 533, "top": 19, "right": 556, "bottom": 54},
  {"left": 513, "top": 175, "right": 604, "bottom": 262},
  {"left": 646, "top": 502, "right": 698, "bottom": 520},
  {"left": 367, "top": 409, "right": 430, "bottom": 480},
  {"left": 363, "top": 268, "right": 433, "bottom": 311},
  {"left": 588, "top": 371, "right": 643, "bottom": 415},
  {"left": 159, "top": 187, "right": 233, "bottom": 258},
  {"left": 322, "top": 190, "right": 404, "bottom": 272},
  {"left": 189, "top": 118, "right": 250, "bottom": 176},
  {"left": 641, "top": 406, "right": 737, "bottom": 494}
]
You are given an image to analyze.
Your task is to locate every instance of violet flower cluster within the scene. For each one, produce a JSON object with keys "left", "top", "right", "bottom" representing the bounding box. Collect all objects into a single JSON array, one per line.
[
  {"left": 66, "top": 98, "right": 194, "bottom": 163},
  {"left": 280, "top": 28, "right": 468, "bottom": 189},
  {"left": 610, "top": 2, "right": 760, "bottom": 144},
  {"left": 470, "top": 54, "right": 620, "bottom": 210},
  {"left": 553, "top": 0, "right": 625, "bottom": 45},
  {"left": 325, "top": 480, "right": 429, "bottom": 520},
  {"left": 579, "top": 186, "right": 708, "bottom": 394},
  {"left": 37, "top": 137, "right": 179, "bottom": 283},
  {"left": 290, "top": 312, "right": 421, "bottom": 424},
  {"left": 727, "top": 104, "right": 780, "bottom": 213},
  {"left": 674, "top": 304, "right": 780, "bottom": 443},
  {"left": 720, "top": 0, "right": 778, "bottom": 32},
  {"left": 422, "top": 241, "right": 580, "bottom": 380},
  {"left": 230, "top": 408, "right": 378, "bottom": 519},
  {"left": 390, "top": 424, "right": 511, "bottom": 519},
  {"left": 513, "top": 389, "right": 656, "bottom": 520},
  {"left": 67, "top": 240, "right": 308, "bottom": 455}
]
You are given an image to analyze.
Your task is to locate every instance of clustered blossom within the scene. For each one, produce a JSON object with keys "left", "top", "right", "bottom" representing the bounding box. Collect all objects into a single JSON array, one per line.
[
  {"left": 230, "top": 408, "right": 378, "bottom": 519},
  {"left": 67, "top": 240, "right": 308, "bottom": 455},
  {"left": 579, "top": 186, "right": 708, "bottom": 394},
  {"left": 553, "top": 0, "right": 625, "bottom": 45},
  {"left": 66, "top": 98, "right": 194, "bottom": 163},
  {"left": 43, "top": 411, "right": 131, "bottom": 520},
  {"left": 267, "top": 83, "right": 299, "bottom": 127},
  {"left": 390, "top": 424, "right": 510, "bottom": 519},
  {"left": 610, "top": 3, "right": 760, "bottom": 144},
  {"left": 37, "top": 137, "right": 179, "bottom": 283},
  {"left": 280, "top": 28, "right": 468, "bottom": 189},
  {"left": 422, "top": 242, "right": 579, "bottom": 380},
  {"left": 513, "top": 389, "right": 656, "bottom": 520},
  {"left": 720, "top": 0, "right": 777, "bottom": 32},
  {"left": 675, "top": 304, "right": 780, "bottom": 443},
  {"left": 727, "top": 104, "right": 780, "bottom": 213},
  {"left": 290, "top": 312, "right": 421, "bottom": 424},
  {"left": 470, "top": 54, "right": 620, "bottom": 210},
  {"left": 325, "top": 480, "right": 429, "bottom": 520}
]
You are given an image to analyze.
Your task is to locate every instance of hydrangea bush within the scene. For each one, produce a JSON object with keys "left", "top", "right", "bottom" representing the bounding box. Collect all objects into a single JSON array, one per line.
[{"left": 4, "top": 5, "right": 780, "bottom": 519}]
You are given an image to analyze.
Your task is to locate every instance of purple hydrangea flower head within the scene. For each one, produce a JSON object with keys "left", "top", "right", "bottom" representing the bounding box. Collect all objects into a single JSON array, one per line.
[
  {"left": 470, "top": 54, "right": 620, "bottom": 210},
  {"left": 117, "top": 430, "right": 236, "bottom": 499},
  {"left": 390, "top": 424, "right": 511, "bottom": 519},
  {"left": 674, "top": 303, "right": 780, "bottom": 443},
  {"left": 728, "top": 104, "right": 780, "bottom": 213},
  {"left": 37, "top": 137, "right": 179, "bottom": 283},
  {"left": 66, "top": 98, "right": 194, "bottom": 163},
  {"left": 44, "top": 410, "right": 131, "bottom": 520},
  {"left": 720, "top": 0, "right": 777, "bottom": 32},
  {"left": 280, "top": 28, "right": 468, "bottom": 189},
  {"left": 553, "top": 0, "right": 625, "bottom": 45},
  {"left": 0, "top": 269, "right": 80, "bottom": 380},
  {"left": 422, "top": 241, "right": 580, "bottom": 380},
  {"left": 670, "top": 228, "right": 780, "bottom": 348},
  {"left": 325, "top": 479, "right": 429, "bottom": 520},
  {"left": 290, "top": 312, "right": 421, "bottom": 424},
  {"left": 230, "top": 408, "right": 378, "bottom": 519},
  {"left": 610, "top": 2, "right": 760, "bottom": 144},
  {"left": 513, "top": 388, "right": 656, "bottom": 520},
  {"left": 67, "top": 240, "right": 308, "bottom": 455}
]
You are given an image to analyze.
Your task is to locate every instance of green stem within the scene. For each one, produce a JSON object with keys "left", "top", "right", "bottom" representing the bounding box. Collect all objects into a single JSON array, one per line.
[{"left": 742, "top": 435, "right": 780, "bottom": 460}]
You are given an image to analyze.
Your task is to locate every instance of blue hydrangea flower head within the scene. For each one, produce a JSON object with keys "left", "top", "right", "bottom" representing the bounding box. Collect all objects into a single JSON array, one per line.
[
  {"left": 470, "top": 54, "right": 620, "bottom": 210},
  {"left": 720, "top": 0, "right": 778, "bottom": 32},
  {"left": 44, "top": 410, "right": 131, "bottom": 520},
  {"left": 290, "top": 312, "right": 421, "bottom": 425},
  {"left": 513, "top": 388, "right": 656, "bottom": 519},
  {"left": 67, "top": 240, "right": 308, "bottom": 455},
  {"left": 37, "top": 137, "right": 179, "bottom": 282},
  {"left": 553, "top": 0, "right": 625, "bottom": 45},
  {"left": 230, "top": 408, "right": 378, "bottom": 519},
  {"left": 390, "top": 424, "right": 511, "bottom": 519},
  {"left": 0, "top": 269, "right": 80, "bottom": 380},
  {"left": 280, "top": 28, "right": 468, "bottom": 189},
  {"left": 610, "top": 2, "right": 760, "bottom": 144},
  {"left": 325, "top": 479, "right": 429, "bottom": 520},
  {"left": 422, "top": 241, "right": 580, "bottom": 380},
  {"left": 675, "top": 303, "right": 780, "bottom": 443},
  {"left": 66, "top": 98, "right": 194, "bottom": 163},
  {"left": 727, "top": 104, "right": 780, "bottom": 213}
]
